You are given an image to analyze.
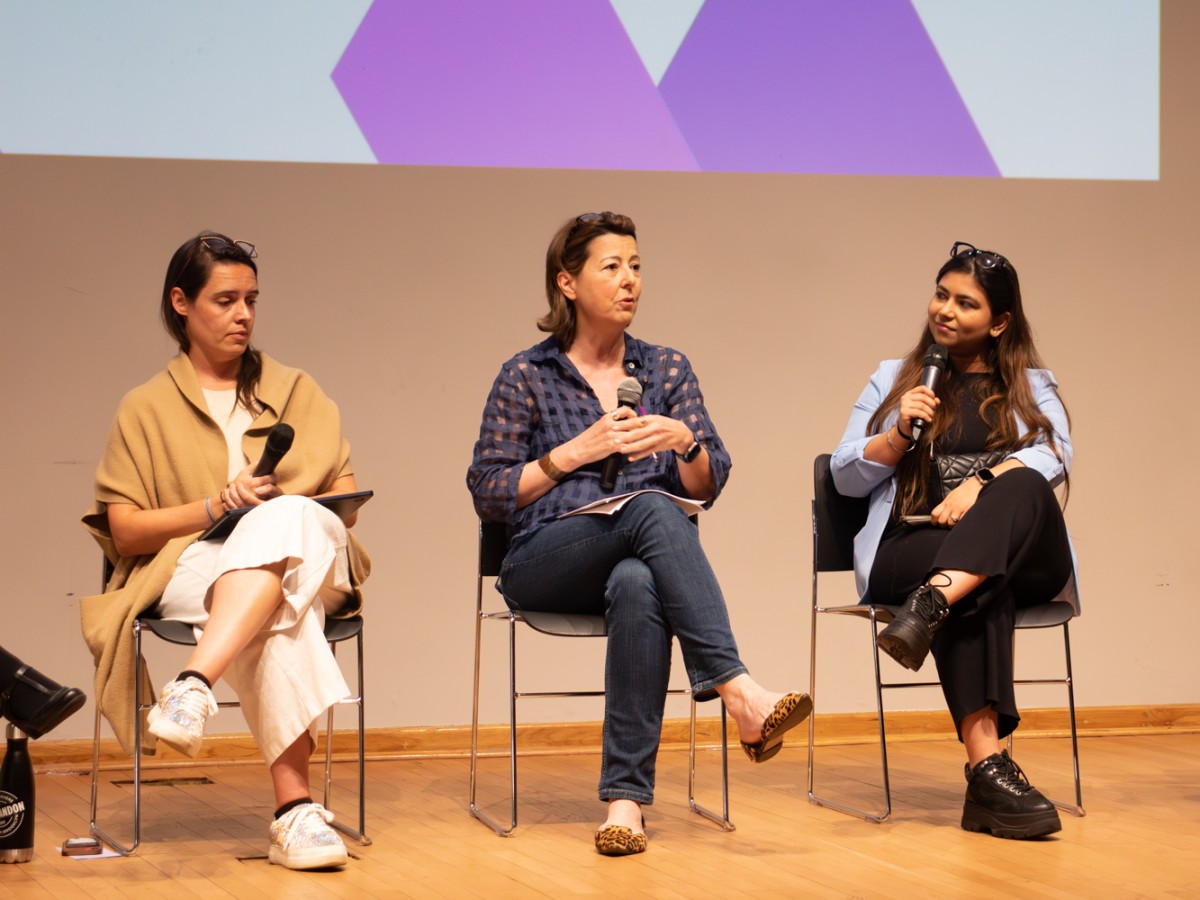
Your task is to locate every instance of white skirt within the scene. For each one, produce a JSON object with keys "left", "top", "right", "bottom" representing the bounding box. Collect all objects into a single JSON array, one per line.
[{"left": 159, "top": 495, "right": 353, "bottom": 765}]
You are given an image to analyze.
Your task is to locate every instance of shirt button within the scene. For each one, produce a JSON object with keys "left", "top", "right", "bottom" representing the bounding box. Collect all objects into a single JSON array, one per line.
[{"left": 626, "top": 362, "right": 635, "bottom": 371}]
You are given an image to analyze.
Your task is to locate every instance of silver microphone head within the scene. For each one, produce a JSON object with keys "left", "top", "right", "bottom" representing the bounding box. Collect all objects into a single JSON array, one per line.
[{"left": 616, "top": 377, "right": 643, "bottom": 408}]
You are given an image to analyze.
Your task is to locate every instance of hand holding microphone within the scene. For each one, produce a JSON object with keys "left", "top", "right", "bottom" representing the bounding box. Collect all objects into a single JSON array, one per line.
[
  {"left": 601, "top": 378, "right": 644, "bottom": 491},
  {"left": 907, "top": 345, "right": 948, "bottom": 442},
  {"left": 223, "top": 423, "right": 293, "bottom": 509},
  {"left": 252, "top": 422, "right": 294, "bottom": 477}
]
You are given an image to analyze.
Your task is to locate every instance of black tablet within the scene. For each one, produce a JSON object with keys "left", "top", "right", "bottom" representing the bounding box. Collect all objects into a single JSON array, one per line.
[{"left": 198, "top": 490, "right": 374, "bottom": 541}]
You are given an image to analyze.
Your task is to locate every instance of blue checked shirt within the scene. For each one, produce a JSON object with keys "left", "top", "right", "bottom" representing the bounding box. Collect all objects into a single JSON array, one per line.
[{"left": 467, "top": 334, "right": 732, "bottom": 547}]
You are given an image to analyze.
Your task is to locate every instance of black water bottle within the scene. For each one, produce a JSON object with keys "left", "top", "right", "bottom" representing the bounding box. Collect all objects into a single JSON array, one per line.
[{"left": 0, "top": 724, "right": 34, "bottom": 863}]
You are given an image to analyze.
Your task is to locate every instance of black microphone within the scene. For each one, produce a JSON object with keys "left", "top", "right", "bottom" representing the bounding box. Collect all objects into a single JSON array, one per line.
[
  {"left": 910, "top": 345, "right": 948, "bottom": 442},
  {"left": 252, "top": 423, "right": 295, "bottom": 477},
  {"left": 600, "top": 378, "right": 643, "bottom": 492}
]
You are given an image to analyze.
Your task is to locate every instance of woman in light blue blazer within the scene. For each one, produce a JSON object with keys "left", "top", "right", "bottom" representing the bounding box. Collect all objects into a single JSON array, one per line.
[{"left": 831, "top": 242, "right": 1077, "bottom": 840}]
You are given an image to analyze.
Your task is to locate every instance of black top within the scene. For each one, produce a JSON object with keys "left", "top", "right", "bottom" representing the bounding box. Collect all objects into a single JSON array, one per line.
[
  {"left": 922, "top": 371, "right": 999, "bottom": 509},
  {"left": 884, "top": 372, "right": 1002, "bottom": 532}
]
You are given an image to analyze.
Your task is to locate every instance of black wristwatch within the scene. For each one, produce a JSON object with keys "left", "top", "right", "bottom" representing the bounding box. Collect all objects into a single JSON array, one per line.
[
  {"left": 676, "top": 438, "right": 702, "bottom": 464},
  {"left": 975, "top": 467, "right": 996, "bottom": 486}
]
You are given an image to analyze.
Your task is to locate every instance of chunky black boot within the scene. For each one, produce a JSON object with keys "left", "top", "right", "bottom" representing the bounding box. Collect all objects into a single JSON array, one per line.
[
  {"left": 876, "top": 583, "right": 949, "bottom": 671},
  {"left": 961, "top": 751, "right": 1061, "bottom": 839},
  {"left": 0, "top": 665, "right": 86, "bottom": 740}
]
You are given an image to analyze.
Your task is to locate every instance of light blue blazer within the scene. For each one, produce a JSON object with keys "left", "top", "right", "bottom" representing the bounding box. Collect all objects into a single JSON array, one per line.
[{"left": 830, "top": 359, "right": 1080, "bottom": 613}]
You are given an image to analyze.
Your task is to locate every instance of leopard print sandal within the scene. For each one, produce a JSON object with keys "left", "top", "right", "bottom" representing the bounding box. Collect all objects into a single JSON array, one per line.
[{"left": 741, "top": 691, "right": 813, "bottom": 763}]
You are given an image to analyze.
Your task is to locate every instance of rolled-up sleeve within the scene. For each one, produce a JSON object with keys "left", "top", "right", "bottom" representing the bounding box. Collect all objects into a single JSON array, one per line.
[
  {"left": 831, "top": 361, "right": 901, "bottom": 497},
  {"left": 466, "top": 360, "right": 537, "bottom": 524},
  {"left": 663, "top": 350, "right": 731, "bottom": 503}
]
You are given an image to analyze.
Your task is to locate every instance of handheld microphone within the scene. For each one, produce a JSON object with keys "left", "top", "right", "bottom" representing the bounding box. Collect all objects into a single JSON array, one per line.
[
  {"left": 252, "top": 423, "right": 295, "bottom": 477},
  {"left": 910, "top": 345, "right": 948, "bottom": 442},
  {"left": 600, "top": 378, "right": 643, "bottom": 492}
]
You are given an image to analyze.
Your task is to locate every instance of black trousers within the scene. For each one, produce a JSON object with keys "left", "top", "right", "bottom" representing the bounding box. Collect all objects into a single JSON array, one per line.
[{"left": 868, "top": 467, "right": 1072, "bottom": 740}]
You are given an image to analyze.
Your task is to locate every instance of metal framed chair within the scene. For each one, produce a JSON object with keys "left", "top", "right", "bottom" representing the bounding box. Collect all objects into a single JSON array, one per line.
[
  {"left": 89, "top": 561, "right": 370, "bottom": 855},
  {"left": 469, "top": 519, "right": 735, "bottom": 836},
  {"left": 806, "top": 453, "right": 1084, "bottom": 822}
]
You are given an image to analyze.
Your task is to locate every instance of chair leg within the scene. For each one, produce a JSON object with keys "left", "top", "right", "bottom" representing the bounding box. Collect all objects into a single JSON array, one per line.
[
  {"left": 324, "top": 631, "right": 371, "bottom": 845},
  {"left": 870, "top": 608, "right": 894, "bottom": 822},
  {"left": 807, "top": 606, "right": 893, "bottom": 823},
  {"left": 1060, "top": 622, "right": 1085, "bottom": 816},
  {"left": 468, "top": 600, "right": 485, "bottom": 824},
  {"left": 469, "top": 611, "right": 519, "bottom": 836},
  {"left": 1009, "top": 622, "right": 1085, "bottom": 817},
  {"left": 805, "top": 582, "right": 819, "bottom": 806},
  {"left": 90, "top": 621, "right": 144, "bottom": 855},
  {"left": 356, "top": 628, "right": 369, "bottom": 837},
  {"left": 687, "top": 697, "right": 735, "bottom": 830},
  {"left": 322, "top": 649, "right": 335, "bottom": 812}
]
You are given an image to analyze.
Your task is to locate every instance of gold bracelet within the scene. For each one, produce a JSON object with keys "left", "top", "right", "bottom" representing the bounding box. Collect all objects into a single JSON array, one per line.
[{"left": 538, "top": 452, "right": 568, "bottom": 483}]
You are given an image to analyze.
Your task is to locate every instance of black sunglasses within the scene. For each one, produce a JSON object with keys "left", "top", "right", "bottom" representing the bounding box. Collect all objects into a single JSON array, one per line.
[
  {"left": 950, "top": 241, "right": 1007, "bottom": 270},
  {"left": 565, "top": 212, "right": 606, "bottom": 242},
  {"left": 177, "top": 236, "right": 257, "bottom": 283}
]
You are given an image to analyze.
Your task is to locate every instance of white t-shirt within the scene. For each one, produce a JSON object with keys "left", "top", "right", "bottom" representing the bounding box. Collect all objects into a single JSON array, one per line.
[{"left": 201, "top": 387, "right": 256, "bottom": 480}]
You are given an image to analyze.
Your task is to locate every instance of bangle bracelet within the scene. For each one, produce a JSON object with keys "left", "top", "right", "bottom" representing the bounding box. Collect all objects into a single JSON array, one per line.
[
  {"left": 886, "top": 426, "right": 916, "bottom": 454},
  {"left": 538, "top": 452, "right": 568, "bottom": 483},
  {"left": 895, "top": 424, "right": 914, "bottom": 443},
  {"left": 204, "top": 495, "right": 218, "bottom": 524}
]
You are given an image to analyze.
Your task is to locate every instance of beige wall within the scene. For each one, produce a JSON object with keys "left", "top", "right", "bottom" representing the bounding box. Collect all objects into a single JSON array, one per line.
[{"left": 3, "top": 3, "right": 1198, "bottom": 742}]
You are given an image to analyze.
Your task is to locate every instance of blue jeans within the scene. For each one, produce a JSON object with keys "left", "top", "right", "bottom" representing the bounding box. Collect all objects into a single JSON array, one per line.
[{"left": 498, "top": 493, "right": 748, "bottom": 804}]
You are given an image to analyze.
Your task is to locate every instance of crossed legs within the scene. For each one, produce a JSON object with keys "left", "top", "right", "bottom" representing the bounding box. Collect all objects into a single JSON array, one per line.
[
  {"left": 502, "top": 495, "right": 804, "bottom": 844},
  {"left": 177, "top": 561, "right": 315, "bottom": 806}
]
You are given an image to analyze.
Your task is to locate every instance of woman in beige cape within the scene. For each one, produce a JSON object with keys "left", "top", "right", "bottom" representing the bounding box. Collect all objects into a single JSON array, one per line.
[{"left": 81, "top": 232, "right": 369, "bottom": 870}]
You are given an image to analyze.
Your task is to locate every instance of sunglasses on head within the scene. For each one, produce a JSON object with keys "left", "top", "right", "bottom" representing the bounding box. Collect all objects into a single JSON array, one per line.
[
  {"left": 950, "top": 241, "right": 1007, "bottom": 270},
  {"left": 177, "top": 236, "right": 257, "bottom": 285},
  {"left": 565, "top": 212, "right": 606, "bottom": 242}
]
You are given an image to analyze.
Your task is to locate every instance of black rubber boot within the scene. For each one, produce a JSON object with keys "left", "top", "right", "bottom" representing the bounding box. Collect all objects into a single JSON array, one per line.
[
  {"left": 876, "top": 583, "right": 949, "bottom": 671},
  {"left": 0, "top": 665, "right": 86, "bottom": 740},
  {"left": 961, "top": 751, "right": 1062, "bottom": 839}
]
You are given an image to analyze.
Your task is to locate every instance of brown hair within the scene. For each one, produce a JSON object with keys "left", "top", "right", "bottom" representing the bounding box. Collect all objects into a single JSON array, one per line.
[
  {"left": 160, "top": 231, "right": 262, "bottom": 411},
  {"left": 867, "top": 249, "right": 1070, "bottom": 515},
  {"left": 540, "top": 212, "right": 637, "bottom": 349}
]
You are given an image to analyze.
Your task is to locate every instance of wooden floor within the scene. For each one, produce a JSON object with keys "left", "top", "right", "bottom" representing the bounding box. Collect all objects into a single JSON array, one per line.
[{"left": 4, "top": 732, "right": 1198, "bottom": 899}]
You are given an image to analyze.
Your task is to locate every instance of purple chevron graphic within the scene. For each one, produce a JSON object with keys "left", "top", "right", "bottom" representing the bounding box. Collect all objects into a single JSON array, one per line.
[
  {"left": 332, "top": 0, "right": 698, "bottom": 170},
  {"left": 657, "top": 0, "right": 999, "bottom": 176}
]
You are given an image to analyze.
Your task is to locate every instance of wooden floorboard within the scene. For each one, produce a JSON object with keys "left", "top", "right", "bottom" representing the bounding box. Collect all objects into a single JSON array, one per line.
[{"left": 3, "top": 732, "right": 1198, "bottom": 898}]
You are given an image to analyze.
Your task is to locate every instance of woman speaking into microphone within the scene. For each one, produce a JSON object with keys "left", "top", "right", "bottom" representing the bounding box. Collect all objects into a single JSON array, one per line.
[
  {"left": 831, "top": 241, "right": 1078, "bottom": 839},
  {"left": 467, "top": 212, "right": 807, "bottom": 856}
]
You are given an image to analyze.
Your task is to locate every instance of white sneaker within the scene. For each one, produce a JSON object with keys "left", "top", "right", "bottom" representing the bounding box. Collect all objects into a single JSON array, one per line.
[
  {"left": 146, "top": 676, "right": 217, "bottom": 757},
  {"left": 269, "top": 802, "right": 348, "bottom": 870}
]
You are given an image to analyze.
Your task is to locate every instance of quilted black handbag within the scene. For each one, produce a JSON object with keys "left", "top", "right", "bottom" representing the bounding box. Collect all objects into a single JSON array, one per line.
[{"left": 932, "top": 450, "right": 1007, "bottom": 502}]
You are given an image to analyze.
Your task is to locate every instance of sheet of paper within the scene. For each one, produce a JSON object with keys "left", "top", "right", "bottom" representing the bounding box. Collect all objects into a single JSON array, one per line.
[{"left": 558, "top": 489, "right": 705, "bottom": 519}]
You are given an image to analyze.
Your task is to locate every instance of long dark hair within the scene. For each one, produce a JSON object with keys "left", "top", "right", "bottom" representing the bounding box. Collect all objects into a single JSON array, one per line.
[
  {"left": 540, "top": 212, "right": 637, "bottom": 350},
  {"left": 160, "top": 231, "right": 262, "bottom": 411},
  {"left": 867, "top": 248, "right": 1069, "bottom": 515}
]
